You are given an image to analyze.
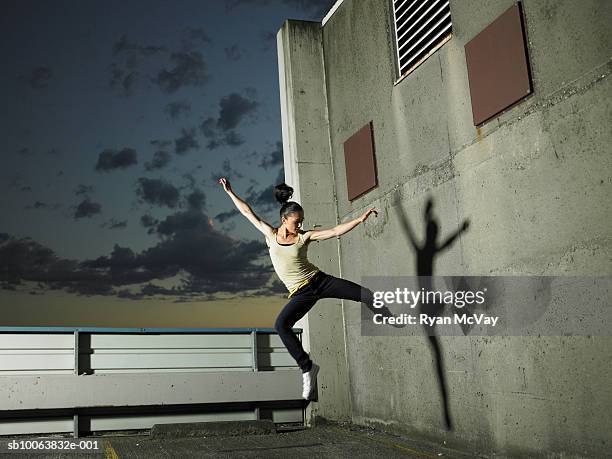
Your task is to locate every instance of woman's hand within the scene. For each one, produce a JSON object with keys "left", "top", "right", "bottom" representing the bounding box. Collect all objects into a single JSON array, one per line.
[
  {"left": 218, "top": 177, "right": 232, "bottom": 193},
  {"left": 360, "top": 207, "right": 378, "bottom": 223}
]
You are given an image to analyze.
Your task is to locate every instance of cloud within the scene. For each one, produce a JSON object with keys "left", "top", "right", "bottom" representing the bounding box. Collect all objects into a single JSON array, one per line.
[
  {"left": 95, "top": 148, "right": 138, "bottom": 172},
  {"left": 174, "top": 128, "right": 200, "bottom": 155},
  {"left": 259, "top": 141, "right": 283, "bottom": 169},
  {"left": 0, "top": 211, "right": 277, "bottom": 298},
  {"left": 200, "top": 90, "right": 258, "bottom": 150},
  {"left": 155, "top": 209, "right": 206, "bottom": 236},
  {"left": 222, "top": 158, "right": 242, "bottom": 176},
  {"left": 0, "top": 236, "right": 75, "bottom": 285},
  {"left": 109, "top": 63, "right": 137, "bottom": 97},
  {"left": 24, "top": 201, "right": 47, "bottom": 209},
  {"left": 234, "top": 167, "right": 284, "bottom": 216},
  {"left": 154, "top": 51, "right": 210, "bottom": 93},
  {"left": 112, "top": 34, "right": 167, "bottom": 57},
  {"left": 224, "top": 44, "right": 243, "bottom": 61},
  {"left": 185, "top": 188, "right": 206, "bottom": 211},
  {"left": 200, "top": 118, "right": 216, "bottom": 138},
  {"left": 164, "top": 100, "right": 192, "bottom": 119},
  {"left": 223, "top": 131, "right": 244, "bottom": 146},
  {"left": 217, "top": 92, "right": 259, "bottom": 130},
  {"left": 140, "top": 213, "right": 159, "bottom": 234},
  {"left": 181, "top": 27, "right": 212, "bottom": 52},
  {"left": 109, "top": 34, "right": 212, "bottom": 96},
  {"left": 243, "top": 150, "right": 260, "bottom": 165},
  {"left": 25, "top": 66, "right": 53, "bottom": 89},
  {"left": 145, "top": 150, "right": 172, "bottom": 170},
  {"left": 135, "top": 177, "right": 181, "bottom": 208},
  {"left": 86, "top": 208, "right": 271, "bottom": 295},
  {"left": 74, "top": 198, "right": 102, "bottom": 219},
  {"left": 221, "top": 221, "right": 237, "bottom": 233},
  {"left": 109, "top": 35, "right": 168, "bottom": 96},
  {"left": 101, "top": 218, "right": 128, "bottom": 229},
  {"left": 211, "top": 158, "right": 243, "bottom": 183},
  {"left": 214, "top": 209, "right": 240, "bottom": 223},
  {"left": 181, "top": 172, "right": 197, "bottom": 189},
  {"left": 116, "top": 283, "right": 178, "bottom": 300},
  {"left": 174, "top": 127, "right": 200, "bottom": 155},
  {"left": 245, "top": 183, "right": 278, "bottom": 214},
  {"left": 24, "top": 201, "right": 61, "bottom": 210},
  {"left": 75, "top": 184, "right": 94, "bottom": 196},
  {"left": 150, "top": 139, "right": 172, "bottom": 148},
  {"left": 136, "top": 211, "right": 271, "bottom": 294},
  {"left": 200, "top": 119, "right": 244, "bottom": 149}
]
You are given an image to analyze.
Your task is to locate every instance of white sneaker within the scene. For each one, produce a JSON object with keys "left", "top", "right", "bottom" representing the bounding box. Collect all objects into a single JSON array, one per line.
[{"left": 302, "top": 363, "right": 320, "bottom": 400}]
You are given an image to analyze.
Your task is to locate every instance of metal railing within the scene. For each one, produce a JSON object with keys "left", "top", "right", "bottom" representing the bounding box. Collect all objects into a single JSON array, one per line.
[{"left": 0, "top": 327, "right": 304, "bottom": 437}]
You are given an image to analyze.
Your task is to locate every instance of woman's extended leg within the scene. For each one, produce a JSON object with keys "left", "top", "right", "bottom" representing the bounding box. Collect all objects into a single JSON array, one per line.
[
  {"left": 313, "top": 273, "right": 398, "bottom": 321},
  {"left": 273, "top": 288, "right": 319, "bottom": 373}
]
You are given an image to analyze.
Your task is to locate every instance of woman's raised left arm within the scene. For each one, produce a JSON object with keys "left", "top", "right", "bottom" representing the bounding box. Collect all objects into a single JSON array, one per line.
[{"left": 306, "top": 208, "right": 378, "bottom": 241}]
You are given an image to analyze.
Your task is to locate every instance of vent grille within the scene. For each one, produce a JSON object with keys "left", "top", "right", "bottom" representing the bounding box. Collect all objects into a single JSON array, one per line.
[{"left": 392, "top": 0, "right": 453, "bottom": 78}]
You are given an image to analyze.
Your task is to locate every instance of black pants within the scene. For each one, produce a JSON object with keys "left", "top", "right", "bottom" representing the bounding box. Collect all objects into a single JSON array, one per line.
[{"left": 273, "top": 271, "right": 395, "bottom": 373}]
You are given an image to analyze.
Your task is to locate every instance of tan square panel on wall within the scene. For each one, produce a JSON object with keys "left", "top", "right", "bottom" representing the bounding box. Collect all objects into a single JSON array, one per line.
[
  {"left": 343, "top": 121, "right": 378, "bottom": 201},
  {"left": 465, "top": 2, "right": 533, "bottom": 126}
]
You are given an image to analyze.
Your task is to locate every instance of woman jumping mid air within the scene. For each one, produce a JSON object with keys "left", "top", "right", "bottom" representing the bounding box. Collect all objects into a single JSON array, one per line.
[{"left": 219, "top": 177, "right": 399, "bottom": 400}]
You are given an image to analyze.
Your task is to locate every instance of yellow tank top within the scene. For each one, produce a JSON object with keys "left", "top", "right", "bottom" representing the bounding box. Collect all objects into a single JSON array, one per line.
[{"left": 265, "top": 229, "right": 320, "bottom": 297}]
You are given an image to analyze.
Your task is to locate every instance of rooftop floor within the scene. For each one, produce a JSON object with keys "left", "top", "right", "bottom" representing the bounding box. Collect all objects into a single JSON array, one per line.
[{"left": 1, "top": 421, "right": 487, "bottom": 458}]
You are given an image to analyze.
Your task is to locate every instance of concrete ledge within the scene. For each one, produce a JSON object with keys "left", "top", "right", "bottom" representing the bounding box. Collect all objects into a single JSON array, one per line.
[{"left": 150, "top": 420, "right": 277, "bottom": 438}]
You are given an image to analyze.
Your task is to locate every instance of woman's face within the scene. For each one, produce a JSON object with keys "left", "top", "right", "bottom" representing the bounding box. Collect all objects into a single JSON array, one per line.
[{"left": 282, "top": 212, "right": 303, "bottom": 233}]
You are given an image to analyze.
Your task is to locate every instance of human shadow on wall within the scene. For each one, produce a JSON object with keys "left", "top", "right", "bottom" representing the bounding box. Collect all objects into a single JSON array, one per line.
[{"left": 394, "top": 194, "right": 470, "bottom": 431}]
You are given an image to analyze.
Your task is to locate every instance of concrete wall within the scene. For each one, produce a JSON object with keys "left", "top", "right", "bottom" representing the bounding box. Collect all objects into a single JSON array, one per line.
[{"left": 277, "top": 0, "right": 612, "bottom": 456}]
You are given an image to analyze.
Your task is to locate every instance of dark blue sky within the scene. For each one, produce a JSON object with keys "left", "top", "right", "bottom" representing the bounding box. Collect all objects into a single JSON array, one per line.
[{"left": 0, "top": 0, "right": 335, "bottom": 321}]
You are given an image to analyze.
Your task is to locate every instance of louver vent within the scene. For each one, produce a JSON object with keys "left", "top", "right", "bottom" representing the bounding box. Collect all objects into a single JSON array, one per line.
[{"left": 392, "top": 0, "right": 453, "bottom": 78}]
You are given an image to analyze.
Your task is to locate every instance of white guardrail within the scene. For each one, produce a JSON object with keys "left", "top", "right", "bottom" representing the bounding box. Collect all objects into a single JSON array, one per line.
[{"left": 0, "top": 327, "right": 305, "bottom": 437}]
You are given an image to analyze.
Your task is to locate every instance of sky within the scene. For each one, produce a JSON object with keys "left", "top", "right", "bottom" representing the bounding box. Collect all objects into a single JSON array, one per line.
[{"left": 0, "top": 0, "right": 337, "bottom": 327}]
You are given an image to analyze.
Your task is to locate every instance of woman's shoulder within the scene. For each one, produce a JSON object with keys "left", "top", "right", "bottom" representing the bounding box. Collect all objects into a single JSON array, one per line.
[
  {"left": 264, "top": 227, "right": 277, "bottom": 244},
  {"left": 299, "top": 229, "right": 313, "bottom": 243}
]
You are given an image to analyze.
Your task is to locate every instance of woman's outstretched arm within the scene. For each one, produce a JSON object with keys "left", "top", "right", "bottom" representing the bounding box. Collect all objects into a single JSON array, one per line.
[
  {"left": 305, "top": 208, "right": 378, "bottom": 242},
  {"left": 218, "top": 177, "right": 274, "bottom": 239}
]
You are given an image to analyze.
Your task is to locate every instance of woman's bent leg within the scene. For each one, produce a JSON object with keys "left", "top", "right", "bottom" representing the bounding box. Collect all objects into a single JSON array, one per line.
[{"left": 274, "top": 291, "right": 318, "bottom": 373}]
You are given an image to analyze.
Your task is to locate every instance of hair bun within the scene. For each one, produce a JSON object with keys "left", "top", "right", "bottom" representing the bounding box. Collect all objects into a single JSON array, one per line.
[{"left": 273, "top": 183, "right": 293, "bottom": 205}]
